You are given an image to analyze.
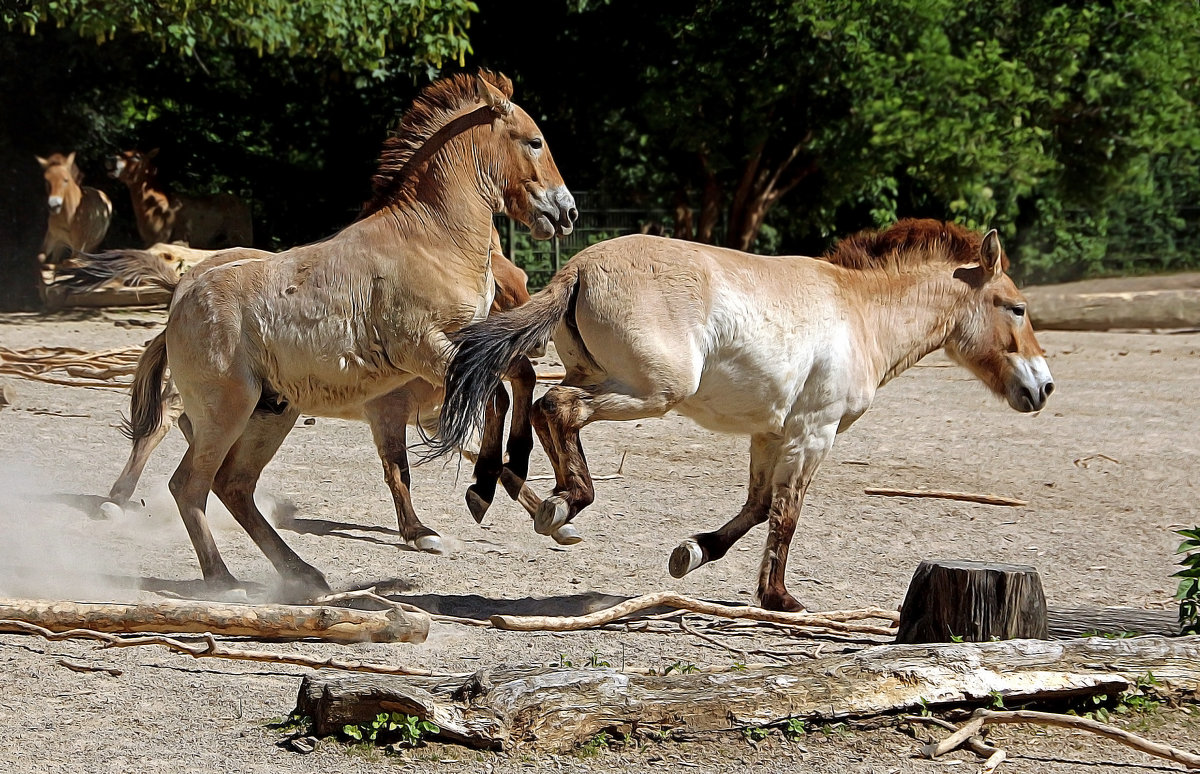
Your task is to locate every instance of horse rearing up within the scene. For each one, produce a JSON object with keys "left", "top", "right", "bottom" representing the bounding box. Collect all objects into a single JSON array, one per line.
[
  {"left": 431, "top": 220, "right": 1054, "bottom": 611},
  {"left": 125, "top": 71, "right": 575, "bottom": 597}
]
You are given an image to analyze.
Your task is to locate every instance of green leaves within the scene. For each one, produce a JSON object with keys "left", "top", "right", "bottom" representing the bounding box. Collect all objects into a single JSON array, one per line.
[
  {"left": 1174, "top": 527, "right": 1200, "bottom": 635},
  {"left": 340, "top": 712, "right": 439, "bottom": 748}
]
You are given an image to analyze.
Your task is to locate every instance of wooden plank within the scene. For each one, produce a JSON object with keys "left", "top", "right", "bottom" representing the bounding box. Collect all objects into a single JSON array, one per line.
[{"left": 297, "top": 635, "right": 1200, "bottom": 751}]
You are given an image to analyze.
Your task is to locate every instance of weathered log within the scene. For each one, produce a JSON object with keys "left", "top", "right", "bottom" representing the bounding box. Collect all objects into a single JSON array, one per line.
[
  {"left": 296, "top": 635, "right": 1200, "bottom": 752},
  {"left": 0, "top": 597, "right": 428, "bottom": 644},
  {"left": 42, "top": 282, "right": 171, "bottom": 310},
  {"left": 1048, "top": 606, "right": 1180, "bottom": 639},
  {"left": 1023, "top": 273, "right": 1200, "bottom": 331},
  {"left": 895, "top": 559, "right": 1047, "bottom": 643}
]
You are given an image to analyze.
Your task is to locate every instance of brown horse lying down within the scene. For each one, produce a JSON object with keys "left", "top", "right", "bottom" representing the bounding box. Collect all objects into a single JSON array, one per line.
[
  {"left": 431, "top": 220, "right": 1055, "bottom": 611},
  {"left": 72, "top": 228, "right": 542, "bottom": 542},
  {"left": 37, "top": 152, "right": 111, "bottom": 265}
]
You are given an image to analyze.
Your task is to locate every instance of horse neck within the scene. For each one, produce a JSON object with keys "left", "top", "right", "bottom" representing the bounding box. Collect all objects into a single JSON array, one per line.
[
  {"left": 58, "top": 177, "right": 83, "bottom": 221},
  {"left": 848, "top": 266, "right": 966, "bottom": 388}
]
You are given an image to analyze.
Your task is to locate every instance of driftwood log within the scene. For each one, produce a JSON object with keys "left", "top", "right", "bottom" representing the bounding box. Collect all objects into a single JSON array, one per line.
[
  {"left": 896, "top": 560, "right": 1048, "bottom": 643},
  {"left": 0, "top": 597, "right": 429, "bottom": 644},
  {"left": 1022, "top": 273, "right": 1200, "bottom": 331},
  {"left": 296, "top": 635, "right": 1200, "bottom": 752}
]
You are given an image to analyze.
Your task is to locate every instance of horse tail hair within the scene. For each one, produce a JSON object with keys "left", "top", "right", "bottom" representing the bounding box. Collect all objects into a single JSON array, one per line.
[
  {"left": 63, "top": 249, "right": 182, "bottom": 293},
  {"left": 125, "top": 332, "right": 170, "bottom": 442},
  {"left": 424, "top": 265, "right": 580, "bottom": 460}
]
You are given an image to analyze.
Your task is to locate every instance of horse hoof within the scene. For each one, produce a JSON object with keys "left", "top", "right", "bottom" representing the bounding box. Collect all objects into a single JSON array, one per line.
[
  {"left": 465, "top": 490, "right": 491, "bottom": 524},
  {"left": 97, "top": 501, "right": 124, "bottom": 521},
  {"left": 550, "top": 523, "right": 583, "bottom": 545},
  {"left": 669, "top": 539, "right": 704, "bottom": 578},
  {"left": 534, "top": 496, "right": 569, "bottom": 536},
  {"left": 412, "top": 535, "right": 445, "bottom": 555}
]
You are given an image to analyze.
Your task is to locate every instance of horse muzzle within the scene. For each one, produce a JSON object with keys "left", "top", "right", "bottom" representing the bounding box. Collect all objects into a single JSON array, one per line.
[
  {"left": 530, "top": 186, "right": 577, "bottom": 240},
  {"left": 47, "top": 197, "right": 63, "bottom": 214},
  {"left": 1006, "top": 355, "right": 1054, "bottom": 413},
  {"left": 105, "top": 157, "right": 123, "bottom": 178}
]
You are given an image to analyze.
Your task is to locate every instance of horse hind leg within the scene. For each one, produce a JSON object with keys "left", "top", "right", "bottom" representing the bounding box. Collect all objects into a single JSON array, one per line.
[
  {"left": 366, "top": 389, "right": 444, "bottom": 555},
  {"left": 212, "top": 406, "right": 330, "bottom": 600},
  {"left": 499, "top": 356, "right": 541, "bottom": 513},
  {"left": 669, "top": 433, "right": 778, "bottom": 578},
  {"left": 108, "top": 381, "right": 184, "bottom": 506}
]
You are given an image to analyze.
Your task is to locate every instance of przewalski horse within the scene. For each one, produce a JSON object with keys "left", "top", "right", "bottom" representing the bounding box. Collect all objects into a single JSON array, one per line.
[
  {"left": 106, "top": 148, "right": 253, "bottom": 249},
  {"left": 74, "top": 229, "right": 537, "bottom": 521},
  {"left": 122, "top": 71, "right": 575, "bottom": 597},
  {"left": 430, "top": 220, "right": 1054, "bottom": 611},
  {"left": 37, "top": 152, "right": 112, "bottom": 264}
]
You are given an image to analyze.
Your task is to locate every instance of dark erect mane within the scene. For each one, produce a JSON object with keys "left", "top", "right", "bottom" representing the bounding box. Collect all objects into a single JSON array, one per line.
[
  {"left": 823, "top": 219, "right": 1002, "bottom": 271},
  {"left": 363, "top": 70, "right": 514, "bottom": 215}
]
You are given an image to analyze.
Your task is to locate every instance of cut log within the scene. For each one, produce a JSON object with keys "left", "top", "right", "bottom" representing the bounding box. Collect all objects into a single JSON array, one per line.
[
  {"left": 296, "top": 635, "right": 1200, "bottom": 752},
  {"left": 1048, "top": 607, "right": 1180, "bottom": 639},
  {"left": 1022, "top": 273, "right": 1200, "bottom": 331},
  {"left": 895, "top": 560, "right": 1047, "bottom": 644},
  {"left": 0, "top": 597, "right": 428, "bottom": 644},
  {"left": 42, "top": 282, "right": 171, "bottom": 310}
]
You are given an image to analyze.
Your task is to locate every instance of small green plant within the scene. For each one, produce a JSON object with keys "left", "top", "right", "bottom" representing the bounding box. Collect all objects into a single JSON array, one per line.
[
  {"left": 577, "top": 731, "right": 612, "bottom": 757},
  {"left": 271, "top": 710, "right": 313, "bottom": 734},
  {"left": 743, "top": 726, "right": 770, "bottom": 742},
  {"left": 1174, "top": 527, "right": 1200, "bottom": 634},
  {"left": 588, "top": 651, "right": 612, "bottom": 668},
  {"left": 341, "top": 712, "right": 439, "bottom": 748},
  {"left": 663, "top": 660, "right": 699, "bottom": 675},
  {"left": 557, "top": 653, "right": 574, "bottom": 668},
  {"left": 988, "top": 690, "right": 1006, "bottom": 709},
  {"left": 949, "top": 633, "right": 965, "bottom": 643},
  {"left": 783, "top": 718, "right": 807, "bottom": 739},
  {"left": 730, "top": 661, "right": 748, "bottom": 672},
  {"left": 916, "top": 697, "right": 933, "bottom": 717}
]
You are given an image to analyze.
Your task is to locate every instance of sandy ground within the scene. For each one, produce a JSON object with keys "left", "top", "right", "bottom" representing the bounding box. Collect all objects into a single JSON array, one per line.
[{"left": 0, "top": 310, "right": 1198, "bottom": 773}]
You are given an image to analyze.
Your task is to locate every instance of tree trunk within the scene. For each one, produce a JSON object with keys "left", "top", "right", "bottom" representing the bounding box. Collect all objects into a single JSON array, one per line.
[
  {"left": 297, "top": 635, "right": 1200, "bottom": 752},
  {"left": 896, "top": 560, "right": 1049, "bottom": 644},
  {"left": 0, "top": 147, "right": 49, "bottom": 312},
  {"left": 0, "top": 597, "right": 430, "bottom": 644}
]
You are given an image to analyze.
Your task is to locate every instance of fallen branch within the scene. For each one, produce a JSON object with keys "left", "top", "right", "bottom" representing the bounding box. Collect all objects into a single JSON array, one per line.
[
  {"left": 489, "top": 591, "right": 898, "bottom": 634},
  {"left": 0, "top": 596, "right": 429, "bottom": 644},
  {"left": 0, "top": 345, "right": 144, "bottom": 389},
  {"left": 923, "top": 708, "right": 1200, "bottom": 770},
  {"left": 1, "top": 619, "right": 451, "bottom": 677},
  {"left": 57, "top": 657, "right": 123, "bottom": 677},
  {"left": 864, "top": 488, "right": 1028, "bottom": 507}
]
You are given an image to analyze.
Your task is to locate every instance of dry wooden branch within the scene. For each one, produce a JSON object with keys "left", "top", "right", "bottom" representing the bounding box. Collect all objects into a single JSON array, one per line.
[
  {"left": 864, "top": 488, "right": 1028, "bottom": 507},
  {"left": 923, "top": 708, "right": 1200, "bottom": 770},
  {"left": 0, "top": 345, "right": 144, "bottom": 389},
  {"left": 488, "top": 591, "right": 898, "bottom": 634},
  {"left": 1, "top": 619, "right": 451, "bottom": 677},
  {"left": 56, "top": 657, "right": 123, "bottom": 677},
  {"left": 0, "top": 596, "right": 429, "bottom": 644}
]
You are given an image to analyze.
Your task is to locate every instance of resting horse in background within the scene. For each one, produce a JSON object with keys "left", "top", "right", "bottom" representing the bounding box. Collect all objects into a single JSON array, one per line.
[
  {"left": 73, "top": 227, "right": 538, "bottom": 520},
  {"left": 37, "top": 152, "right": 112, "bottom": 265},
  {"left": 106, "top": 148, "right": 253, "bottom": 249},
  {"left": 121, "top": 71, "right": 575, "bottom": 596},
  {"left": 431, "top": 219, "right": 1055, "bottom": 611}
]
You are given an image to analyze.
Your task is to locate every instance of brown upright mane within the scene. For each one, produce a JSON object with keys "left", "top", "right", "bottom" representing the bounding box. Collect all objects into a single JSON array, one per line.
[
  {"left": 823, "top": 219, "right": 1004, "bottom": 271},
  {"left": 363, "top": 70, "right": 514, "bottom": 215}
]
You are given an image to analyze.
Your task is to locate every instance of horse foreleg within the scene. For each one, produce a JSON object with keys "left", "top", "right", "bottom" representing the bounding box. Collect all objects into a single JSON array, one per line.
[
  {"left": 365, "top": 388, "right": 444, "bottom": 555},
  {"left": 754, "top": 426, "right": 836, "bottom": 612},
  {"left": 669, "top": 435, "right": 778, "bottom": 578},
  {"left": 464, "top": 384, "right": 509, "bottom": 524},
  {"left": 212, "top": 407, "right": 330, "bottom": 600},
  {"left": 108, "top": 385, "right": 184, "bottom": 505}
]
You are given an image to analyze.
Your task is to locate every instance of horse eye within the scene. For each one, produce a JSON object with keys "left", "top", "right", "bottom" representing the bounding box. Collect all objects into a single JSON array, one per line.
[
  {"left": 1011, "top": 304, "right": 1026, "bottom": 317},
  {"left": 527, "top": 137, "right": 544, "bottom": 150}
]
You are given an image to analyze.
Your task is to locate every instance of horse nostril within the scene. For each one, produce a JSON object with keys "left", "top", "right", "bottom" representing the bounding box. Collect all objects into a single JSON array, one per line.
[
  {"left": 568, "top": 207, "right": 579, "bottom": 224},
  {"left": 1043, "top": 381, "right": 1055, "bottom": 398}
]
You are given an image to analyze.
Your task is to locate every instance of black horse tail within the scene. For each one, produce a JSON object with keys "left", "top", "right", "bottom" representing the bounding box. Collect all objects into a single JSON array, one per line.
[
  {"left": 427, "top": 265, "right": 580, "bottom": 460},
  {"left": 126, "top": 332, "right": 170, "bottom": 442},
  {"left": 62, "top": 249, "right": 182, "bottom": 293}
]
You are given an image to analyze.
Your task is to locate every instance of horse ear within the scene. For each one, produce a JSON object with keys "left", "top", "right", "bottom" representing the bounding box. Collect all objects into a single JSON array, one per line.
[
  {"left": 65, "top": 151, "right": 77, "bottom": 168},
  {"left": 476, "top": 75, "right": 514, "bottom": 117},
  {"left": 35, "top": 155, "right": 50, "bottom": 169},
  {"left": 980, "top": 229, "right": 1004, "bottom": 278}
]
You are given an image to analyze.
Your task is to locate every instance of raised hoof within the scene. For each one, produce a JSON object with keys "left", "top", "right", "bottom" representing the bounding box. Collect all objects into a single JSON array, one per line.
[
  {"left": 550, "top": 523, "right": 583, "bottom": 545},
  {"left": 533, "top": 496, "right": 569, "bottom": 536},
  {"left": 96, "top": 500, "right": 125, "bottom": 521},
  {"left": 668, "top": 539, "right": 705, "bottom": 579},
  {"left": 465, "top": 489, "right": 491, "bottom": 524},
  {"left": 411, "top": 534, "right": 446, "bottom": 555}
]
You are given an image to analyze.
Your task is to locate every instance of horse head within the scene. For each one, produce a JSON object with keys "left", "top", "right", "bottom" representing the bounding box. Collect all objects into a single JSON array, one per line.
[
  {"left": 944, "top": 229, "right": 1055, "bottom": 413},
  {"left": 37, "top": 152, "right": 77, "bottom": 214},
  {"left": 106, "top": 148, "right": 158, "bottom": 186},
  {"left": 474, "top": 74, "right": 576, "bottom": 240}
]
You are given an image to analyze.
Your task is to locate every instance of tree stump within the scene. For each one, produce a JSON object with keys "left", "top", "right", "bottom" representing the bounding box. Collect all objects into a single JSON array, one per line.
[{"left": 895, "top": 559, "right": 1048, "bottom": 644}]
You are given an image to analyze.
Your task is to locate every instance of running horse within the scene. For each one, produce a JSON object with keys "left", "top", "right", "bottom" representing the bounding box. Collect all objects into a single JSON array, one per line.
[
  {"left": 37, "top": 152, "right": 112, "bottom": 264},
  {"left": 431, "top": 220, "right": 1055, "bottom": 611},
  {"left": 124, "top": 71, "right": 575, "bottom": 596}
]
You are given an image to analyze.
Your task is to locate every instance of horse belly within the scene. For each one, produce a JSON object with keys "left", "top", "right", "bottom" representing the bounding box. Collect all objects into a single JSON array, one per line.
[
  {"left": 677, "top": 359, "right": 797, "bottom": 434},
  {"left": 268, "top": 365, "right": 415, "bottom": 420}
]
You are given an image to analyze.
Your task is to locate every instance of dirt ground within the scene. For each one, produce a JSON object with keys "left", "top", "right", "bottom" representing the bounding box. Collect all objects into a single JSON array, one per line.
[{"left": 0, "top": 310, "right": 1197, "bottom": 773}]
